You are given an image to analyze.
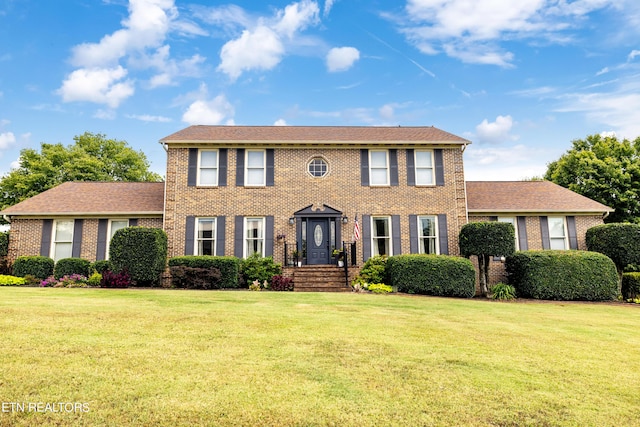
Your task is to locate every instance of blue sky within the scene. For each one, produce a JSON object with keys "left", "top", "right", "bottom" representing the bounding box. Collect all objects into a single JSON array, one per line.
[{"left": 2, "top": 0, "right": 640, "bottom": 181}]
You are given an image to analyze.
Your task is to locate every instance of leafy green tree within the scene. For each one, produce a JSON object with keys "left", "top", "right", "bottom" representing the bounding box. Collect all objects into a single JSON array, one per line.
[
  {"left": 0, "top": 132, "right": 162, "bottom": 211},
  {"left": 545, "top": 134, "right": 640, "bottom": 223}
]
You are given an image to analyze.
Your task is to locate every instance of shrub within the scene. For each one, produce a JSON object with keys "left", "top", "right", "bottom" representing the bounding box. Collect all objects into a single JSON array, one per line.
[
  {"left": 87, "top": 272, "right": 102, "bottom": 287},
  {"left": 168, "top": 256, "right": 240, "bottom": 289},
  {"left": 249, "top": 279, "right": 268, "bottom": 291},
  {"left": 22, "top": 275, "right": 40, "bottom": 287},
  {"left": 386, "top": 254, "right": 476, "bottom": 298},
  {"left": 622, "top": 272, "right": 640, "bottom": 300},
  {"left": 0, "top": 275, "right": 26, "bottom": 286},
  {"left": 353, "top": 255, "right": 388, "bottom": 286},
  {"left": 100, "top": 270, "right": 131, "bottom": 288},
  {"left": 367, "top": 283, "right": 393, "bottom": 294},
  {"left": 240, "top": 254, "right": 282, "bottom": 287},
  {"left": 270, "top": 275, "right": 294, "bottom": 291},
  {"left": 0, "top": 231, "right": 8, "bottom": 257},
  {"left": 506, "top": 250, "right": 618, "bottom": 301},
  {"left": 110, "top": 227, "right": 167, "bottom": 287},
  {"left": 169, "top": 265, "right": 222, "bottom": 290},
  {"left": 40, "top": 276, "right": 58, "bottom": 287},
  {"left": 586, "top": 223, "right": 640, "bottom": 286},
  {"left": 91, "top": 260, "right": 113, "bottom": 274},
  {"left": 54, "top": 258, "right": 91, "bottom": 279},
  {"left": 58, "top": 274, "right": 89, "bottom": 288},
  {"left": 13, "top": 256, "right": 54, "bottom": 279},
  {"left": 490, "top": 283, "right": 517, "bottom": 301}
]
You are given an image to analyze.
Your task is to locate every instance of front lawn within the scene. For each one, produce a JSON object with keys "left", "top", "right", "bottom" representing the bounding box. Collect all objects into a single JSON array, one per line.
[{"left": 1, "top": 288, "right": 639, "bottom": 426}]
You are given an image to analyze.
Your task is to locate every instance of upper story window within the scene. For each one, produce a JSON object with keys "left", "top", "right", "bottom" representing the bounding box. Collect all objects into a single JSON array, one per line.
[
  {"left": 418, "top": 215, "right": 438, "bottom": 254},
  {"left": 498, "top": 217, "right": 519, "bottom": 250},
  {"left": 246, "top": 150, "right": 266, "bottom": 186},
  {"left": 548, "top": 216, "right": 567, "bottom": 250},
  {"left": 196, "top": 218, "right": 216, "bottom": 256},
  {"left": 415, "top": 150, "right": 434, "bottom": 185},
  {"left": 198, "top": 150, "right": 218, "bottom": 186},
  {"left": 308, "top": 157, "right": 328, "bottom": 178},
  {"left": 52, "top": 220, "right": 73, "bottom": 261},
  {"left": 369, "top": 150, "right": 389, "bottom": 186},
  {"left": 371, "top": 216, "right": 392, "bottom": 256}
]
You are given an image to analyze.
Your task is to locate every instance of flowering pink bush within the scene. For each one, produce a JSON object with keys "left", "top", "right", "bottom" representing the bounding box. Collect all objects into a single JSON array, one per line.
[{"left": 40, "top": 274, "right": 89, "bottom": 288}]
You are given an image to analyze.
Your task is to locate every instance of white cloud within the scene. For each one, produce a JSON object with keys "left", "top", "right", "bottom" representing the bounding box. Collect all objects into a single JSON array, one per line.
[
  {"left": 628, "top": 49, "right": 640, "bottom": 61},
  {"left": 274, "top": 119, "right": 288, "bottom": 126},
  {"left": 475, "top": 115, "right": 518, "bottom": 144},
  {"left": 217, "top": 0, "right": 320, "bottom": 81},
  {"left": 326, "top": 46, "right": 360, "bottom": 72},
  {"left": 57, "top": 66, "right": 134, "bottom": 108},
  {"left": 379, "top": 104, "right": 394, "bottom": 120},
  {"left": 463, "top": 144, "right": 547, "bottom": 180},
  {"left": 182, "top": 94, "right": 235, "bottom": 125},
  {"left": 127, "top": 114, "right": 172, "bottom": 122},
  {"left": 323, "top": 0, "right": 335, "bottom": 16},
  {"left": 0, "top": 132, "right": 16, "bottom": 150}
]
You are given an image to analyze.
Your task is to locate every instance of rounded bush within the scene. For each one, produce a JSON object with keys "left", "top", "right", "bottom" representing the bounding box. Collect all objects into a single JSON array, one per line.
[
  {"left": 168, "top": 256, "right": 240, "bottom": 289},
  {"left": 622, "top": 272, "right": 640, "bottom": 300},
  {"left": 459, "top": 221, "right": 516, "bottom": 258},
  {"left": 54, "top": 258, "right": 91, "bottom": 279},
  {"left": 110, "top": 227, "right": 167, "bottom": 286},
  {"left": 386, "top": 254, "right": 476, "bottom": 298},
  {"left": 12, "top": 256, "right": 54, "bottom": 279},
  {"left": 586, "top": 223, "right": 640, "bottom": 272},
  {"left": 506, "top": 250, "right": 618, "bottom": 301}
]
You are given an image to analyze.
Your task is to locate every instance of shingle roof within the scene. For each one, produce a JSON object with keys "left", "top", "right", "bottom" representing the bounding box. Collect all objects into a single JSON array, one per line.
[
  {"left": 160, "top": 125, "right": 470, "bottom": 145},
  {"left": 0, "top": 182, "right": 165, "bottom": 216},
  {"left": 466, "top": 181, "right": 613, "bottom": 214}
]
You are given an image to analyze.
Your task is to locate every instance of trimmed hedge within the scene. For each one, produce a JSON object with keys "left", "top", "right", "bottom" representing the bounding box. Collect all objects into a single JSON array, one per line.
[
  {"left": 622, "top": 272, "right": 640, "bottom": 300},
  {"left": 110, "top": 227, "right": 167, "bottom": 287},
  {"left": 586, "top": 223, "right": 640, "bottom": 273},
  {"left": 459, "top": 222, "right": 516, "bottom": 258},
  {"left": 91, "top": 260, "right": 113, "bottom": 274},
  {"left": 386, "top": 254, "right": 476, "bottom": 298},
  {"left": 168, "top": 256, "right": 240, "bottom": 289},
  {"left": 0, "top": 232, "right": 8, "bottom": 257},
  {"left": 239, "top": 254, "right": 282, "bottom": 287},
  {"left": 13, "top": 256, "right": 55, "bottom": 279},
  {"left": 54, "top": 258, "right": 91, "bottom": 279},
  {"left": 506, "top": 250, "right": 618, "bottom": 301}
]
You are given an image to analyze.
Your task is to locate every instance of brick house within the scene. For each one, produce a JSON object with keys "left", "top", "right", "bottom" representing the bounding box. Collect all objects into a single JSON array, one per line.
[{"left": 0, "top": 126, "right": 613, "bottom": 288}]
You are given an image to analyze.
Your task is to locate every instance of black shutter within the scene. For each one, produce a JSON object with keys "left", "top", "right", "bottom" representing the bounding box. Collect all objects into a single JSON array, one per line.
[
  {"left": 216, "top": 216, "right": 226, "bottom": 256},
  {"left": 72, "top": 219, "right": 83, "bottom": 258},
  {"left": 389, "top": 149, "right": 399, "bottom": 186},
  {"left": 265, "top": 216, "right": 274, "bottom": 256},
  {"left": 517, "top": 216, "right": 528, "bottom": 251},
  {"left": 438, "top": 214, "right": 449, "bottom": 255},
  {"left": 435, "top": 149, "right": 445, "bottom": 186},
  {"left": 219, "top": 148, "right": 228, "bottom": 187},
  {"left": 406, "top": 149, "right": 415, "bottom": 186},
  {"left": 236, "top": 149, "right": 245, "bottom": 186},
  {"left": 409, "top": 214, "right": 418, "bottom": 253},
  {"left": 187, "top": 148, "right": 198, "bottom": 187},
  {"left": 567, "top": 216, "right": 578, "bottom": 250},
  {"left": 266, "top": 149, "right": 275, "bottom": 186},
  {"left": 185, "top": 216, "right": 195, "bottom": 255},
  {"left": 489, "top": 216, "right": 498, "bottom": 221},
  {"left": 362, "top": 214, "right": 371, "bottom": 261},
  {"left": 234, "top": 216, "right": 244, "bottom": 258},
  {"left": 40, "top": 219, "right": 53, "bottom": 257},
  {"left": 360, "top": 149, "right": 369, "bottom": 186},
  {"left": 391, "top": 215, "right": 401, "bottom": 255},
  {"left": 96, "top": 219, "right": 108, "bottom": 261},
  {"left": 129, "top": 218, "right": 138, "bottom": 227},
  {"left": 540, "top": 217, "right": 550, "bottom": 249}
]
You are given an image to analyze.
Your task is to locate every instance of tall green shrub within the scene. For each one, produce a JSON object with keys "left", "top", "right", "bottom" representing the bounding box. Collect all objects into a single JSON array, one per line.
[
  {"left": 506, "top": 250, "right": 618, "bottom": 301},
  {"left": 240, "top": 254, "right": 282, "bottom": 287},
  {"left": 54, "top": 258, "right": 91, "bottom": 279},
  {"left": 0, "top": 231, "right": 8, "bottom": 257},
  {"left": 353, "top": 255, "right": 388, "bottom": 285},
  {"left": 386, "top": 254, "right": 476, "bottom": 298},
  {"left": 13, "top": 256, "right": 54, "bottom": 279},
  {"left": 622, "top": 272, "right": 640, "bottom": 300},
  {"left": 168, "top": 256, "right": 240, "bottom": 289},
  {"left": 110, "top": 227, "right": 167, "bottom": 287},
  {"left": 586, "top": 223, "right": 640, "bottom": 291}
]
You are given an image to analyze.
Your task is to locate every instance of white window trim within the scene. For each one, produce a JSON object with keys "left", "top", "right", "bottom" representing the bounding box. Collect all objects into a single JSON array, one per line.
[
  {"left": 548, "top": 216, "right": 568, "bottom": 250},
  {"left": 244, "top": 217, "right": 266, "bottom": 258},
  {"left": 414, "top": 150, "right": 435, "bottom": 186},
  {"left": 498, "top": 216, "right": 519, "bottom": 251},
  {"left": 417, "top": 215, "right": 439, "bottom": 255},
  {"left": 197, "top": 149, "right": 219, "bottom": 187},
  {"left": 106, "top": 219, "right": 129, "bottom": 260},
  {"left": 371, "top": 215, "right": 392, "bottom": 256},
  {"left": 195, "top": 217, "right": 217, "bottom": 256},
  {"left": 245, "top": 149, "right": 266, "bottom": 187},
  {"left": 51, "top": 219, "right": 74, "bottom": 262},
  {"left": 369, "top": 150, "right": 390, "bottom": 186}
]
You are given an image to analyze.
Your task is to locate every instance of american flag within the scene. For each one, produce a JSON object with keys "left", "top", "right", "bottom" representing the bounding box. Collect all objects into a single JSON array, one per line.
[{"left": 353, "top": 215, "right": 360, "bottom": 242}]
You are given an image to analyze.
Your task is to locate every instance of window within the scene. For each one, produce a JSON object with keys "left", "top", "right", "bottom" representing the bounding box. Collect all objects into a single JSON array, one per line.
[
  {"left": 52, "top": 220, "right": 74, "bottom": 261},
  {"left": 245, "top": 217, "right": 265, "bottom": 257},
  {"left": 548, "top": 217, "right": 567, "bottom": 250},
  {"left": 369, "top": 150, "right": 389, "bottom": 186},
  {"left": 372, "top": 216, "right": 391, "bottom": 256},
  {"left": 498, "top": 217, "right": 518, "bottom": 250},
  {"left": 415, "top": 150, "right": 434, "bottom": 185},
  {"left": 418, "top": 215, "right": 437, "bottom": 254},
  {"left": 196, "top": 218, "right": 216, "bottom": 256},
  {"left": 106, "top": 219, "right": 129, "bottom": 258},
  {"left": 308, "top": 157, "right": 328, "bottom": 177},
  {"left": 198, "top": 150, "right": 218, "bottom": 186},
  {"left": 245, "top": 150, "right": 266, "bottom": 186}
]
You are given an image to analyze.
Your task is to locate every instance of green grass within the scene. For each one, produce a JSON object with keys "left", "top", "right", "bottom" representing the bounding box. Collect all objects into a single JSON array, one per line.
[{"left": 1, "top": 288, "right": 639, "bottom": 426}]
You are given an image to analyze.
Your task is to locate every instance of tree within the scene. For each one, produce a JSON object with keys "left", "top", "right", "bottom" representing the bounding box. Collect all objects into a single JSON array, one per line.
[
  {"left": 459, "top": 222, "right": 516, "bottom": 297},
  {"left": 0, "top": 132, "right": 162, "bottom": 211},
  {"left": 545, "top": 134, "right": 640, "bottom": 223}
]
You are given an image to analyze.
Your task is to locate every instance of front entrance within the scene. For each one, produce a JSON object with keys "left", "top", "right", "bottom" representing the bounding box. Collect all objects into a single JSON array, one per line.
[{"left": 307, "top": 219, "right": 330, "bottom": 265}]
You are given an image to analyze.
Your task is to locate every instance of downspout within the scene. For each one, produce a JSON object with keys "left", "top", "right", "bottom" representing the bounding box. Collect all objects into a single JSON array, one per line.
[
  {"left": 3, "top": 215, "right": 10, "bottom": 224},
  {"left": 159, "top": 140, "right": 168, "bottom": 232}
]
